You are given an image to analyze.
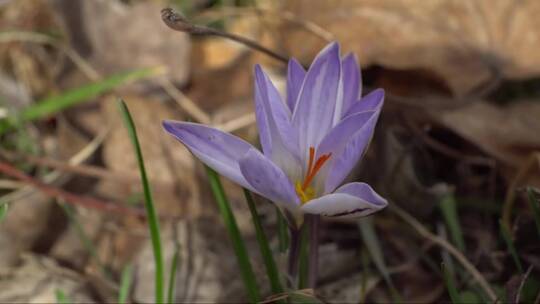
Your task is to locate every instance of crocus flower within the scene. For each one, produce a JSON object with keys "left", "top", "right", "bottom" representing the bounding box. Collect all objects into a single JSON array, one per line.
[{"left": 163, "top": 42, "right": 387, "bottom": 220}]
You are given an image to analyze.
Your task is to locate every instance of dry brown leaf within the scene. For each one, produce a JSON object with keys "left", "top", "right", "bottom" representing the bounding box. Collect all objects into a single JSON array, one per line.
[
  {"left": 433, "top": 100, "right": 540, "bottom": 167},
  {"left": 0, "top": 253, "right": 95, "bottom": 303},
  {"left": 0, "top": 0, "right": 61, "bottom": 97},
  {"left": 279, "top": 0, "right": 540, "bottom": 94},
  {"left": 0, "top": 191, "right": 55, "bottom": 267},
  {"left": 53, "top": 0, "right": 191, "bottom": 84}
]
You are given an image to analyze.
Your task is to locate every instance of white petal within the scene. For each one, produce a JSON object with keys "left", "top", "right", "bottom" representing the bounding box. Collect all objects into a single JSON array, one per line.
[{"left": 301, "top": 182, "right": 387, "bottom": 218}]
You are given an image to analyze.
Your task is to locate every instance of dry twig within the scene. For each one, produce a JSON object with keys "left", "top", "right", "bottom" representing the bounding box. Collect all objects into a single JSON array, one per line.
[
  {"left": 194, "top": 7, "right": 334, "bottom": 42},
  {"left": 390, "top": 204, "right": 497, "bottom": 301},
  {"left": 161, "top": 8, "right": 289, "bottom": 64},
  {"left": 0, "top": 127, "right": 109, "bottom": 204},
  {"left": 0, "top": 160, "right": 145, "bottom": 217}
]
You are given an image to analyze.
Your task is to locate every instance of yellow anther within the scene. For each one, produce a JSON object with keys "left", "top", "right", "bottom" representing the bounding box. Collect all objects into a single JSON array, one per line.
[{"left": 295, "top": 181, "right": 315, "bottom": 204}]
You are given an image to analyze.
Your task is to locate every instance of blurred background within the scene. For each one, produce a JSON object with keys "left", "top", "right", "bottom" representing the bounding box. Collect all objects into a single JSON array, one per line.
[{"left": 1, "top": 0, "right": 540, "bottom": 302}]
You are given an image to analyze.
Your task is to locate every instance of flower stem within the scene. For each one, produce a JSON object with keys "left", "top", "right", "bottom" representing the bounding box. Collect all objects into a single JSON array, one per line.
[
  {"left": 298, "top": 224, "right": 309, "bottom": 289},
  {"left": 287, "top": 226, "right": 301, "bottom": 287},
  {"left": 307, "top": 215, "right": 320, "bottom": 289},
  {"left": 277, "top": 207, "right": 289, "bottom": 253}
]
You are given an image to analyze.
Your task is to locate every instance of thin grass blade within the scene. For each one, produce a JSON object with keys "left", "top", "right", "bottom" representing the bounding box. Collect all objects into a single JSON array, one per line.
[
  {"left": 167, "top": 245, "right": 180, "bottom": 304},
  {"left": 118, "top": 99, "right": 164, "bottom": 303},
  {"left": 358, "top": 218, "right": 402, "bottom": 301},
  {"left": 118, "top": 264, "right": 133, "bottom": 304},
  {"left": 55, "top": 289, "right": 70, "bottom": 304},
  {"left": 0, "top": 68, "right": 160, "bottom": 133},
  {"left": 0, "top": 203, "right": 8, "bottom": 222},
  {"left": 243, "top": 189, "right": 283, "bottom": 294},
  {"left": 205, "top": 167, "right": 260, "bottom": 302},
  {"left": 499, "top": 219, "right": 524, "bottom": 273},
  {"left": 439, "top": 194, "right": 466, "bottom": 251},
  {"left": 442, "top": 262, "right": 461, "bottom": 303}
]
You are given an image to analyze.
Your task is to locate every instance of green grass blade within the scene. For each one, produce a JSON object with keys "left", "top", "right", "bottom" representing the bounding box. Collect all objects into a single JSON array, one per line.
[
  {"left": 442, "top": 262, "right": 461, "bottom": 303},
  {"left": 527, "top": 188, "right": 540, "bottom": 238},
  {"left": 118, "top": 99, "right": 164, "bottom": 303},
  {"left": 358, "top": 218, "right": 402, "bottom": 301},
  {"left": 0, "top": 68, "right": 160, "bottom": 133},
  {"left": 118, "top": 264, "right": 133, "bottom": 304},
  {"left": 439, "top": 194, "right": 466, "bottom": 251},
  {"left": 243, "top": 189, "right": 283, "bottom": 294},
  {"left": 0, "top": 203, "right": 8, "bottom": 222},
  {"left": 167, "top": 246, "right": 180, "bottom": 304},
  {"left": 499, "top": 219, "right": 523, "bottom": 273},
  {"left": 205, "top": 167, "right": 260, "bottom": 302},
  {"left": 55, "top": 289, "right": 70, "bottom": 304},
  {"left": 276, "top": 207, "right": 289, "bottom": 253}
]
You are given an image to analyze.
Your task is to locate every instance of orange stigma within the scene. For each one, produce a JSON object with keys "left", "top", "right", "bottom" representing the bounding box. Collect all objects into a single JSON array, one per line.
[{"left": 301, "top": 147, "right": 332, "bottom": 191}]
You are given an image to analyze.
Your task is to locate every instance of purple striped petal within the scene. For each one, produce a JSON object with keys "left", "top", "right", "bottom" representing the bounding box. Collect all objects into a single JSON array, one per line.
[
  {"left": 317, "top": 110, "right": 377, "bottom": 157},
  {"left": 301, "top": 182, "right": 387, "bottom": 218},
  {"left": 341, "top": 53, "right": 361, "bottom": 116},
  {"left": 254, "top": 71, "right": 272, "bottom": 157},
  {"left": 239, "top": 148, "right": 300, "bottom": 209},
  {"left": 163, "top": 121, "right": 256, "bottom": 192},
  {"left": 286, "top": 58, "right": 306, "bottom": 113},
  {"left": 292, "top": 42, "right": 342, "bottom": 163},
  {"left": 344, "top": 89, "right": 384, "bottom": 118},
  {"left": 324, "top": 109, "right": 382, "bottom": 192},
  {"left": 255, "top": 65, "right": 301, "bottom": 163}
]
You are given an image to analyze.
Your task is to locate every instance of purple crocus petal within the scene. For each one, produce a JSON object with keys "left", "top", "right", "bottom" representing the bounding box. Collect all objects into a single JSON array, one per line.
[
  {"left": 163, "top": 121, "right": 256, "bottom": 192},
  {"left": 344, "top": 89, "right": 385, "bottom": 118},
  {"left": 292, "top": 42, "right": 342, "bottom": 162},
  {"left": 317, "top": 110, "right": 377, "bottom": 157},
  {"left": 286, "top": 58, "right": 306, "bottom": 113},
  {"left": 301, "top": 182, "right": 387, "bottom": 218},
  {"left": 341, "top": 53, "right": 361, "bottom": 116},
  {"left": 254, "top": 72, "right": 272, "bottom": 157},
  {"left": 255, "top": 65, "right": 301, "bottom": 161},
  {"left": 239, "top": 148, "right": 300, "bottom": 209},
  {"left": 324, "top": 109, "right": 382, "bottom": 192}
]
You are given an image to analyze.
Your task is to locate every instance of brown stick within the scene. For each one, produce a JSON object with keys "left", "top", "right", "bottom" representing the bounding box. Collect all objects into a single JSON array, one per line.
[
  {"left": 161, "top": 8, "right": 289, "bottom": 64},
  {"left": 0, "top": 160, "right": 145, "bottom": 218},
  {"left": 390, "top": 204, "right": 497, "bottom": 301},
  {"left": 0, "top": 149, "right": 140, "bottom": 185}
]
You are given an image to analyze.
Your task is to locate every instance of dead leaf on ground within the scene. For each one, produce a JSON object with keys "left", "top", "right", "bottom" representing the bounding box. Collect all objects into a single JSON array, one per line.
[
  {"left": 0, "top": 0, "right": 61, "bottom": 98},
  {"left": 432, "top": 100, "right": 540, "bottom": 187},
  {"left": 0, "top": 253, "right": 95, "bottom": 303},
  {"left": 53, "top": 0, "right": 191, "bottom": 84},
  {"left": 433, "top": 100, "right": 540, "bottom": 167},
  {"left": 0, "top": 191, "right": 56, "bottom": 267},
  {"left": 278, "top": 0, "right": 540, "bottom": 94}
]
